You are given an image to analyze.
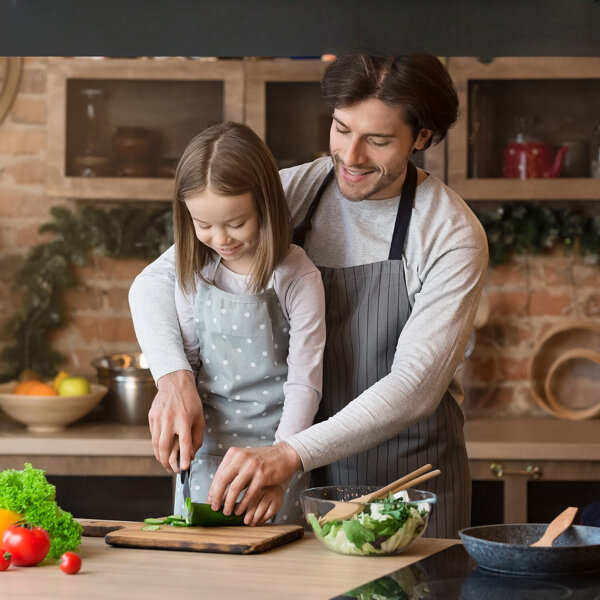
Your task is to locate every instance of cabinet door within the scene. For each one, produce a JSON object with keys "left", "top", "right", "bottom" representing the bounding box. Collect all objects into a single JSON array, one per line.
[
  {"left": 47, "top": 58, "right": 244, "bottom": 201},
  {"left": 447, "top": 57, "right": 600, "bottom": 200}
]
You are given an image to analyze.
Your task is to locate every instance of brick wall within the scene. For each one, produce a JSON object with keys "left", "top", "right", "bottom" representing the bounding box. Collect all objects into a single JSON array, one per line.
[
  {"left": 463, "top": 247, "right": 600, "bottom": 418},
  {"left": 0, "top": 58, "right": 148, "bottom": 378},
  {"left": 1, "top": 58, "right": 599, "bottom": 418}
]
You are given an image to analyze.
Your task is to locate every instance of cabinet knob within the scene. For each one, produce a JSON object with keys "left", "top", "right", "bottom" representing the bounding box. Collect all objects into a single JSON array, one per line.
[{"left": 489, "top": 462, "right": 541, "bottom": 479}]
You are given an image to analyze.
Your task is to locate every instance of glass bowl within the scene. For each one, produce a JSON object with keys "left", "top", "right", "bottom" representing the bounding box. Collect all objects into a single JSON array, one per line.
[{"left": 300, "top": 486, "right": 436, "bottom": 556}]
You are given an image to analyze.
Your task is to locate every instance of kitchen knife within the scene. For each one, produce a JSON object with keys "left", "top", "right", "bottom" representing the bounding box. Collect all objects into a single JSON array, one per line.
[
  {"left": 180, "top": 465, "right": 191, "bottom": 502},
  {"left": 178, "top": 450, "right": 191, "bottom": 503}
]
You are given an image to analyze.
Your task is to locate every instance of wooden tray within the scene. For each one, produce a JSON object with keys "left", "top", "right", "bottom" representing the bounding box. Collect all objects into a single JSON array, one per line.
[
  {"left": 79, "top": 519, "right": 304, "bottom": 555},
  {"left": 528, "top": 320, "right": 600, "bottom": 419}
]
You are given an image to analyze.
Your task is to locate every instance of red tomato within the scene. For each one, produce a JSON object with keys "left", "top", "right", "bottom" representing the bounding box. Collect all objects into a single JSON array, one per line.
[
  {"left": 1, "top": 525, "right": 50, "bottom": 566},
  {"left": 0, "top": 550, "right": 11, "bottom": 571},
  {"left": 59, "top": 551, "right": 81, "bottom": 575}
]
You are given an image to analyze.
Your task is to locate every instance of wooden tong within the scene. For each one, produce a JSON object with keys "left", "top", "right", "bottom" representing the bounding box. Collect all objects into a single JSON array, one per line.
[{"left": 319, "top": 464, "right": 441, "bottom": 525}]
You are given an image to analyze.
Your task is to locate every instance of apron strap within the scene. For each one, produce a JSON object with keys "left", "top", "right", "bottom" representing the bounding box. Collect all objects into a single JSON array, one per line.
[
  {"left": 293, "top": 167, "right": 335, "bottom": 247},
  {"left": 292, "top": 160, "right": 418, "bottom": 260},
  {"left": 388, "top": 160, "right": 417, "bottom": 261}
]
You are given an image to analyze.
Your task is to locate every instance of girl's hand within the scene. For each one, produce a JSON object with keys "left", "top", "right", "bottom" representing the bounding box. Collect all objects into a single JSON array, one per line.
[
  {"left": 242, "top": 485, "right": 285, "bottom": 526},
  {"left": 149, "top": 370, "right": 205, "bottom": 473}
]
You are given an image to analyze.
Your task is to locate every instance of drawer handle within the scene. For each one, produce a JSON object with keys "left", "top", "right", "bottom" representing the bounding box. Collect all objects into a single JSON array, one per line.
[{"left": 489, "top": 462, "right": 541, "bottom": 479}]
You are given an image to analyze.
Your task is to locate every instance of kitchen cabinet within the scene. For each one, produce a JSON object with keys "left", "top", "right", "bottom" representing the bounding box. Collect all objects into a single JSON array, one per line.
[
  {"left": 47, "top": 57, "right": 450, "bottom": 202},
  {"left": 447, "top": 57, "right": 600, "bottom": 200},
  {"left": 465, "top": 417, "right": 600, "bottom": 524},
  {"left": 47, "top": 58, "right": 244, "bottom": 201}
]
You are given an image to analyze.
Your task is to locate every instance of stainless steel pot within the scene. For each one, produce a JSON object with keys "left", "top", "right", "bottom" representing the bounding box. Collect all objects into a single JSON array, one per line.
[{"left": 91, "top": 353, "right": 156, "bottom": 425}]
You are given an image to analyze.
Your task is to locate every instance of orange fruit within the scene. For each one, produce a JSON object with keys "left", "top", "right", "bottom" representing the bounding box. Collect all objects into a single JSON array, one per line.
[
  {"left": 13, "top": 380, "right": 58, "bottom": 396},
  {"left": 26, "top": 381, "right": 59, "bottom": 396},
  {"left": 13, "top": 380, "right": 40, "bottom": 394}
]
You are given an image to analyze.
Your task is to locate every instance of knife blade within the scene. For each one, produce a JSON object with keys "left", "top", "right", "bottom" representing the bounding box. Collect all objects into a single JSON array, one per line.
[
  {"left": 178, "top": 451, "right": 191, "bottom": 503},
  {"left": 180, "top": 467, "right": 191, "bottom": 500}
]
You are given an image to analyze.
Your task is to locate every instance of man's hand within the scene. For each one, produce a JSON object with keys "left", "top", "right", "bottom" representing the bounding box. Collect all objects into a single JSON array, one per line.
[
  {"left": 243, "top": 486, "right": 285, "bottom": 526},
  {"left": 148, "top": 370, "right": 204, "bottom": 473},
  {"left": 207, "top": 442, "right": 302, "bottom": 516}
]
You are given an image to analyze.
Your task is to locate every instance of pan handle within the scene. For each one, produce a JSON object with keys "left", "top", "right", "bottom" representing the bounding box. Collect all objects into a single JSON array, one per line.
[{"left": 490, "top": 462, "right": 541, "bottom": 479}]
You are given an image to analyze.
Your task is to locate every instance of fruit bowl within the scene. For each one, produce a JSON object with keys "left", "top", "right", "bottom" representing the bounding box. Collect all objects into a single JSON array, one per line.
[
  {"left": 0, "top": 381, "right": 107, "bottom": 432},
  {"left": 300, "top": 486, "right": 436, "bottom": 556}
]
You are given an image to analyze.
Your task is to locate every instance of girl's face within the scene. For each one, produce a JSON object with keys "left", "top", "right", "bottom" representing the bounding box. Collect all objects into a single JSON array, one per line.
[{"left": 185, "top": 189, "right": 260, "bottom": 275}]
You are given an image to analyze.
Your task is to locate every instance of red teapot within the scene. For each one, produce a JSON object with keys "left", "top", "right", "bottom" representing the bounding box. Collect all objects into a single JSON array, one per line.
[{"left": 503, "top": 139, "right": 569, "bottom": 179}]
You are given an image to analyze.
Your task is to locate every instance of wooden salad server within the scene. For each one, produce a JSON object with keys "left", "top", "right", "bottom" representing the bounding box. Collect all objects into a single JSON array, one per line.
[{"left": 319, "top": 464, "right": 441, "bottom": 525}]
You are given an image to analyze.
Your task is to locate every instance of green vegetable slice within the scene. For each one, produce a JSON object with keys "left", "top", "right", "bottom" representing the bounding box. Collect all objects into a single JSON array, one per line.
[
  {"left": 144, "top": 518, "right": 166, "bottom": 525},
  {"left": 164, "top": 515, "right": 185, "bottom": 524},
  {"left": 185, "top": 497, "right": 245, "bottom": 527},
  {"left": 141, "top": 525, "right": 160, "bottom": 531}
]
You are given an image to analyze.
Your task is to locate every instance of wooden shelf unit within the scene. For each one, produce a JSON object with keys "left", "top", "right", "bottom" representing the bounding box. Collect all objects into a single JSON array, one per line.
[
  {"left": 447, "top": 57, "right": 600, "bottom": 201},
  {"left": 47, "top": 58, "right": 244, "bottom": 201}
]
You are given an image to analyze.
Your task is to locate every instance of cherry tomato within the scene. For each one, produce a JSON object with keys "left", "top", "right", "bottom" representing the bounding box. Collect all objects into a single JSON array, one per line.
[
  {"left": 0, "top": 550, "right": 11, "bottom": 571},
  {"left": 59, "top": 552, "right": 82, "bottom": 575},
  {"left": 1, "top": 525, "right": 50, "bottom": 566}
]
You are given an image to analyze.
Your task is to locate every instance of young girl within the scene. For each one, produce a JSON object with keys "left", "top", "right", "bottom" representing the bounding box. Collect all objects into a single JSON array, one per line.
[{"left": 170, "top": 122, "right": 325, "bottom": 526}]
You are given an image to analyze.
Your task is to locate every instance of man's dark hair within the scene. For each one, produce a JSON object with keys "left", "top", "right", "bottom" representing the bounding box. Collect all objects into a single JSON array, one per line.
[{"left": 321, "top": 52, "right": 458, "bottom": 150}]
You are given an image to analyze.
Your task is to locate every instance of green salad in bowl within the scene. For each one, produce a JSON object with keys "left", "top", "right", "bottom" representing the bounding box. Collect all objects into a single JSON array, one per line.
[{"left": 300, "top": 486, "right": 436, "bottom": 556}]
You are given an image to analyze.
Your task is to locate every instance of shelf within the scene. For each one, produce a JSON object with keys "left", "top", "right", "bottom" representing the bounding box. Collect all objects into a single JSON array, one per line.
[
  {"left": 47, "top": 58, "right": 244, "bottom": 201},
  {"left": 447, "top": 57, "right": 600, "bottom": 201}
]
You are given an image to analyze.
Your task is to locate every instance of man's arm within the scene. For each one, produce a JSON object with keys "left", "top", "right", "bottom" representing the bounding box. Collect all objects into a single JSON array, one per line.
[
  {"left": 208, "top": 243, "right": 487, "bottom": 513},
  {"left": 128, "top": 245, "right": 204, "bottom": 472}
]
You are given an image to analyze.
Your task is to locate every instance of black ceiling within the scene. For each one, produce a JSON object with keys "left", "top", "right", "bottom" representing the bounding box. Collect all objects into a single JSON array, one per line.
[{"left": 1, "top": 0, "right": 599, "bottom": 57}]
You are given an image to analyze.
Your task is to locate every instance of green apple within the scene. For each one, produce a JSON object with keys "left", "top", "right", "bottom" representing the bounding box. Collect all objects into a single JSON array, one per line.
[{"left": 58, "top": 376, "right": 91, "bottom": 396}]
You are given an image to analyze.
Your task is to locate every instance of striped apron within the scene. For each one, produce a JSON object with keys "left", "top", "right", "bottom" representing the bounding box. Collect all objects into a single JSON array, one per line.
[{"left": 293, "top": 161, "right": 471, "bottom": 538}]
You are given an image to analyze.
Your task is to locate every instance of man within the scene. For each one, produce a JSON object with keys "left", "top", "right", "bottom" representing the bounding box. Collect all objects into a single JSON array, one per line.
[{"left": 129, "top": 52, "right": 488, "bottom": 537}]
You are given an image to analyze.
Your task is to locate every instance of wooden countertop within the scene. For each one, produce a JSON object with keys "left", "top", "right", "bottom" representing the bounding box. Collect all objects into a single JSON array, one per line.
[
  {"left": 464, "top": 417, "right": 600, "bottom": 461},
  {"left": 0, "top": 532, "right": 458, "bottom": 600},
  {"left": 1, "top": 416, "right": 598, "bottom": 461}
]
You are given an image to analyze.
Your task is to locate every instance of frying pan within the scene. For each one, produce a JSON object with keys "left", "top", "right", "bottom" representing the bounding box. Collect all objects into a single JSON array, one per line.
[{"left": 459, "top": 524, "right": 600, "bottom": 575}]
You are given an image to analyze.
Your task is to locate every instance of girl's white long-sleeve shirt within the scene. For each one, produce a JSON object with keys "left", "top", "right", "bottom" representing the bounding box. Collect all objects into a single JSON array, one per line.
[{"left": 132, "top": 244, "right": 325, "bottom": 443}]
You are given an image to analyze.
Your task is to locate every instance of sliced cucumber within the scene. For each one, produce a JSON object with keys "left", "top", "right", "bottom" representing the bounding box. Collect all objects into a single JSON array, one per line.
[{"left": 186, "top": 502, "right": 245, "bottom": 527}]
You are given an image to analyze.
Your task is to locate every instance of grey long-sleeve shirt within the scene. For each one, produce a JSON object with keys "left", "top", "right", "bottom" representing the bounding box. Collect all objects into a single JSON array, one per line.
[{"left": 129, "top": 158, "right": 488, "bottom": 472}]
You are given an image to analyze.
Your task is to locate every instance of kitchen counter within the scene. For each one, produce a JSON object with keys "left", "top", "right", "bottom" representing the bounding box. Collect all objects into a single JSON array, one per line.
[
  {"left": 1, "top": 416, "right": 599, "bottom": 523},
  {"left": 464, "top": 417, "right": 600, "bottom": 461},
  {"left": 1, "top": 415, "right": 598, "bottom": 472},
  {"left": 0, "top": 531, "right": 458, "bottom": 600}
]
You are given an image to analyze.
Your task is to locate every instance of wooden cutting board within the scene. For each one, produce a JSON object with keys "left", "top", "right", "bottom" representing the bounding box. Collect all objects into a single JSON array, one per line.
[{"left": 79, "top": 519, "right": 304, "bottom": 555}]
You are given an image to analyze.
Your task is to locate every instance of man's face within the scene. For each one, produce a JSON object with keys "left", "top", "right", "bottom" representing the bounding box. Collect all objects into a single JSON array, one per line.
[{"left": 329, "top": 98, "right": 432, "bottom": 201}]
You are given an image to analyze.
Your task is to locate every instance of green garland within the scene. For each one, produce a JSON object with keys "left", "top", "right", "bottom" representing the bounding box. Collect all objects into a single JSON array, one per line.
[
  {"left": 1, "top": 205, "right": 172, "bottom": 381},
  {"left": 475, "top": 203, "right": 600, "bottom": 266},
  {"left": 2, "top": 202, "right": 600, "bottom": 380}
]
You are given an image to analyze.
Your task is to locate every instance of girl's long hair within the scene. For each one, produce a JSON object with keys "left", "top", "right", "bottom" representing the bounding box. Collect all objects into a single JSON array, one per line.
[{"left": 173, "top": 122, "right": 292, "bottom": 294}]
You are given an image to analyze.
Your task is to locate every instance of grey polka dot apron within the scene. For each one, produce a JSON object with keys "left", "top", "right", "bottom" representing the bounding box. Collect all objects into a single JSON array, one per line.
[
  {"left": 173, "top": 260, "right": 308, "bottom": 524},
  {"left": 293, "top": 161, "right": 471, "bottom": 538}
]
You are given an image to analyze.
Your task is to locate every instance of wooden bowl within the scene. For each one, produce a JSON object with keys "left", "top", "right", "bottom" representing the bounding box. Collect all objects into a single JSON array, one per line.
[
  {"left": 0, "top": 381, "right": 107, "bottom": 432},
  {"left": 544, "top": 348, "right": 600, "bottom": 420},
  {"left": 528, "top": 320, "right": 600, "bottom": 419}
]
